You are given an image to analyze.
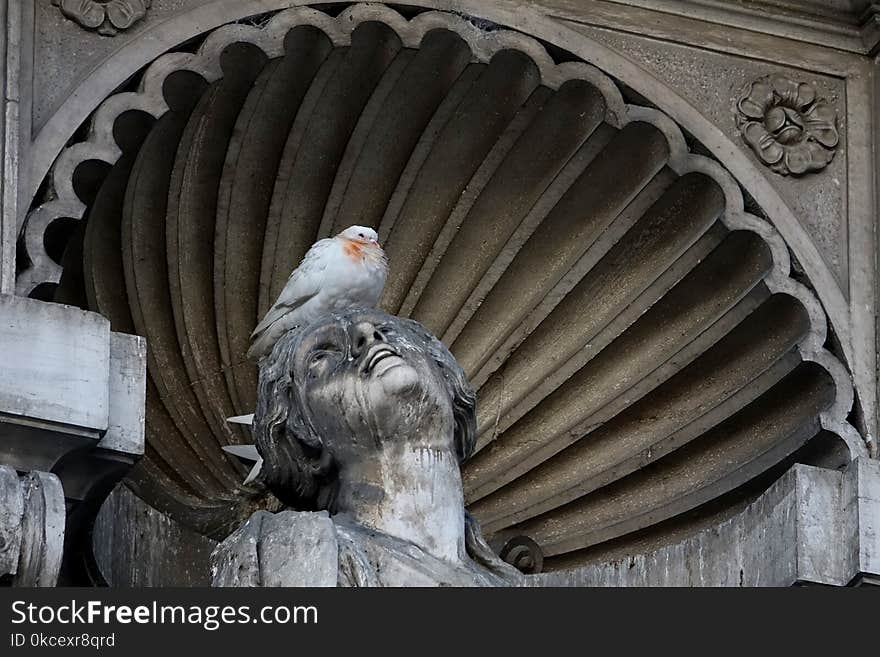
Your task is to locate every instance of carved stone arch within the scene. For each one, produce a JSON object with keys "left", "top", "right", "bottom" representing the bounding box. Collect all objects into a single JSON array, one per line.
[
  {"left": 23, "top": 2, "right": 853, "bottom": 363},
  {"left": 17, "top": 3, "right": 868, "bottom": 569}
]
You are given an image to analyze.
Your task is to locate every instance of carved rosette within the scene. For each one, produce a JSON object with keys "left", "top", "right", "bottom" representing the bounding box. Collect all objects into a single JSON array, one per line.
[
  {"left": 53, "top": 0, "right": 151, "bottom": 37},
  {"left": 736, "top": 74, "right": 839, "bottom": 176}
]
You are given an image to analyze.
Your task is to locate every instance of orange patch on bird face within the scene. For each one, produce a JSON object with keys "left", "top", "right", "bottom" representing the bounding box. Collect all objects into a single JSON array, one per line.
[{"left": 343, "top": 239, "right": 364, "bottom": 261}]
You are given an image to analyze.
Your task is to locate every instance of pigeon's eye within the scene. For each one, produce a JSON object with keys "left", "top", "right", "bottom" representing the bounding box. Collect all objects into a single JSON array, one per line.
[{"left": 358, "top": 233, "right": 365, "bottom": 239}]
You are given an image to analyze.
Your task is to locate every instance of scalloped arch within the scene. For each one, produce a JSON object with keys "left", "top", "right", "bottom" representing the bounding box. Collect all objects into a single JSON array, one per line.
[
  {"left": 23, "top": 1, "right": 854, "bottom": 372},
  {"left": 17, "top": 3, "right": 868, "bottom": 565}
]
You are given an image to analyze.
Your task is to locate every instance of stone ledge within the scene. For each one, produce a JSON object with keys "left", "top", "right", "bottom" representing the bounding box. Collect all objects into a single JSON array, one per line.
[
  {"left": 0, "top": 294, "right": 110, "bottom": 432},
  {"left": 529, "top": 459, "right": 880, "bottom": 586}
]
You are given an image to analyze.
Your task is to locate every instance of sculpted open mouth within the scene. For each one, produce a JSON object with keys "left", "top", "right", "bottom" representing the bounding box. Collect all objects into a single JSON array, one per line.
[{"left": 363, "top": 345, "right": 403, "bottom": 376}]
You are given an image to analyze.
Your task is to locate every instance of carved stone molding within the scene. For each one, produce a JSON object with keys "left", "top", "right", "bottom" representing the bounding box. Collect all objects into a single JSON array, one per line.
[
  {"left": 53, "top": 0, "right": 151, "bottom": 37},
  {"left": 736, "top": 74, "right": 839, "bottom": 176},
  {"left": 0, "top": 467, "right": 65, "bottom": 587},
  {"left": 570, "top": 0, "right": 880, "bottom": 55},
  {"left": 859, "top": 2, "right": 880, "bottom": 54}
]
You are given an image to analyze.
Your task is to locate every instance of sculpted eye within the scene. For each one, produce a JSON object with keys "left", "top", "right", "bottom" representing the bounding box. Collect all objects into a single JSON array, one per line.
[
  {"left": 308, "top": 343, "right": 340, "bottom": 373},
  {"left": 307, "top": 352, "right": 331, "bottom": 379}
]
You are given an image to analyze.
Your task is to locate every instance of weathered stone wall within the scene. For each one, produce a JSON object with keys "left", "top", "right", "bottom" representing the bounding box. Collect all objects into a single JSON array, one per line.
[
  {"left": 92, "top": 485, "right": 216, "bottom": 586},
  {"left": 91, "top": 458, "right": 880, "bottom": 586},
  {"left": 0, "top": 0, "right": 877, "bottom": 585},
  {"left": 7, "top": 1, "right": 876, "bottom": 440},
  {"left": 0, "top": 466, "right": 65, "bottom": 586}
]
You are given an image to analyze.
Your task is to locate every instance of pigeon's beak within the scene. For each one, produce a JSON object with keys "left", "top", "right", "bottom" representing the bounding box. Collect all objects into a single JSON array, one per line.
[{"left": 369, "top": 238, "right": 380, "bottom": 246}]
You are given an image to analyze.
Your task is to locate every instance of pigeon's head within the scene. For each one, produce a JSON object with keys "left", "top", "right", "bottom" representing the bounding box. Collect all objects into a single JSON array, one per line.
[{"left": 337, "top": 225, "right": 380, "bottom": 246}]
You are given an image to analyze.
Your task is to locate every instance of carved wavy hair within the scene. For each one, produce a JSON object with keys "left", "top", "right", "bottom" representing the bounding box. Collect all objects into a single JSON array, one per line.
[{"left": 253, "top": 312, "right": 477, "bottom": 510}]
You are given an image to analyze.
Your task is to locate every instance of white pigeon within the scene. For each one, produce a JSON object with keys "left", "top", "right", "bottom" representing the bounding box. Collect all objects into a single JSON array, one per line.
[{"left": 246, "top": 225, "right": 388, "bottom": 362}]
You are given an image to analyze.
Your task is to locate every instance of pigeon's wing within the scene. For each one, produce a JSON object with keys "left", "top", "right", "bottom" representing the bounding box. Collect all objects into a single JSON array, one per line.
[
  {"left": 250, "top": 239, "right": 333, "bottom": 338},
  {"left": 247, "top": 309, "right": 307, "bottom": 361}
]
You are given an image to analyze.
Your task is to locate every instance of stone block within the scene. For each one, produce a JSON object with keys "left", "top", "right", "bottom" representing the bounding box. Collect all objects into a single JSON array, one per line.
[
  {"left": 99, "top": 332, "right": 146, "bottom": 456},
  {"left": 0, "top": 294, "right": 110, "bottom": 433},
  {"left": 856, "top": 457, "right": 880, "bottom": 577}
]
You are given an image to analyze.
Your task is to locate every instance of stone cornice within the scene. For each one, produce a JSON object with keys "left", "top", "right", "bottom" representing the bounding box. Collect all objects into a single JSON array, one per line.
[
  {"left": 860, "top": 3, "right": 880, "bottom": 54},
  {"left": 541, "top": 0, "right": 880, "bottom": 56}
]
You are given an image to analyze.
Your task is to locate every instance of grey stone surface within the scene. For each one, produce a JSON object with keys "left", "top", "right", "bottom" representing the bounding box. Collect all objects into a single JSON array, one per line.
[
  {"left": 212, "top": 511, "right": 337, "bottom": 587},
  {"left": 1, "top": 0, "right": 876, "bottom": 585},
  {"left": 853, "top": 457, "right": 880, "bottom": 576},
  {"left": 0, "top": 295, "right": 147, "bottom": 585},
  {"left": 92, "top": 483, "right": 216, "bottom": 586},
  {"left": 90, "top": 456, "right": 880, "bottom": 587},
  {"left": 111, "top": 456, "right": 880, "bottom": 587},
  {"left": 529, "top": 459, "right": 880, "bottom": 586},
  {"left": 533, "top": 1, "right": 878, "bottom": 54},
  {"left": 0, "top": 295, "right": 146, "bottom": 446},
  {"left": 34, "top": 0, "right": 193, "bottom": 133},
  {"left": 0, "top": 466, "right": 65, "bottom": 587},
  {"left": 1, "top": 0, "right": 20, "bottom": 296},
  {"left": 568, "top": 22, "right": 850, "bottom": 290},
  {"left": 15, "top": 4, "right": 864, "bottom": 563},
  {"left": 212, "top": 309, "right": 522, "bottom": 586},
  {"left": 0, "top": 294, "right": 110, "bottom": 432},
  {"left": 99, "top": 332, "right": 146, "bottom": 455},
  {"left": 15, "top": 469, "right": 65, "bottom": 586},
  {"left": 25, "top": 0, "right": 880, "bottom": 149},
  {"left": 0, "top": 465, "right": 23, "bottom": 576}
]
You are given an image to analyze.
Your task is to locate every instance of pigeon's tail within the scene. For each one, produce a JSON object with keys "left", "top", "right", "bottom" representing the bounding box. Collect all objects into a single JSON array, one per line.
[
  {"left": 248, "top": 316, "right": 306, "bottom": 363},
  {"left": 246, "top": 331, "right": 272, "bottom": 362}
]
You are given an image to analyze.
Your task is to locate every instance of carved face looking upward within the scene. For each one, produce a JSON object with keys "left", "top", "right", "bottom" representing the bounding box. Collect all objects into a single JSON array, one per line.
[
  {"left": 293, "top": 310, "right": 455, "bottom": 461},
  {"left": 253, "top": 308, "right": 476, "bottom": 509}
]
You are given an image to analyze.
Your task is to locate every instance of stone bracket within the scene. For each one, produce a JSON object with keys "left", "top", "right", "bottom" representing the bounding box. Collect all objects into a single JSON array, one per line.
[
  {"left": 0, "top": 294, "right": 146, "bottom": 584},
  {"left": 0, "top": 294, "right": 145, "bottom": 454}
]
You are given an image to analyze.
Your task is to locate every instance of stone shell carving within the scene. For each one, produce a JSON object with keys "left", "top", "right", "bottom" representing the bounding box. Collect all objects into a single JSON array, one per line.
[
  {"left": 53, "top": 0, "right": 151, "bottom": 37},
  {"left": 16, "top": 5, "right": 866, "bottom": 569},
  {"left": 736, "top": 74, "right": 839, "bottom": 176}
]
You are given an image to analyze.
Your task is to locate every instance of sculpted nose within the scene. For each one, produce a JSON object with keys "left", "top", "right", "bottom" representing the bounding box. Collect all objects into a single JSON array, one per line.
[{"left": 350, "top": 321, "right": 386, "bottom": 358}]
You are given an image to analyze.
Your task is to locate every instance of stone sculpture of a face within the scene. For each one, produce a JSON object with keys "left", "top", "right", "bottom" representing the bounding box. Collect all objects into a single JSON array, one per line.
[{"left": 253, "top": 308, "right": 476, "bottom": 510}]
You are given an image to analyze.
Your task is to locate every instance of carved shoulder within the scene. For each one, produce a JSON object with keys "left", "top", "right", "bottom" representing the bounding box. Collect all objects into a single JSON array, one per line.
[{"left": 211, "top": 510, "right": 339, "bottom": 587}]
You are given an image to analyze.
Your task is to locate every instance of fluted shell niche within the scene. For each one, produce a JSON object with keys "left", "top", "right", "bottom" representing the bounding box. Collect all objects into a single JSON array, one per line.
[{"left": 18, "top": 5, "right": 862, "bottom": 571}]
